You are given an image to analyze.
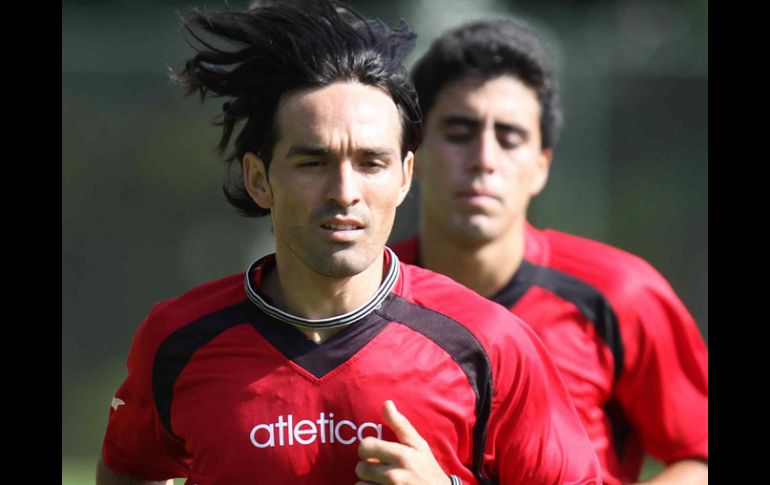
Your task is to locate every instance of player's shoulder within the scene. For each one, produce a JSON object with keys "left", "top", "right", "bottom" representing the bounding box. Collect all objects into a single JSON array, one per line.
[
  {"left": 400, "top": 262, "right": 509, "bottom": 314},
  {"left": 398, "top": 262, "right": 534, "bottom": 343},
  {"left": 135, "top": 272, "right": 247, "bottom": 345},
  {"left": 540, "top": 227, "right": 671, "bottom": 298},
  {"left": 543, "top": 227, "right": 649, "bottom": 271}
]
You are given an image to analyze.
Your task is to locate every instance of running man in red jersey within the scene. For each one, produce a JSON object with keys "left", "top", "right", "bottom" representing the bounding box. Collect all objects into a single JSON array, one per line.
[
  {"left": 96, "top": 2, "right": 601, "bottom": 484},
  {"left": 392, "top": 18, "right": 707, "bottom": 485}
]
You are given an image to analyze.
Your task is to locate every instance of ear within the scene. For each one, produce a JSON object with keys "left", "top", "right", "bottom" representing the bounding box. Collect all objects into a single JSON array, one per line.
[
  {"left": 243, "top": 152, "right": 273, "bottom": 209},
  {"left": 396, "top": 150, "right": 414, "bottom": 207},
  {"left": 412, "top": 148, "right": 422, "bottom": 180},
  {"left": 529, "top": 147, "right": 552, "bottom": 197}
]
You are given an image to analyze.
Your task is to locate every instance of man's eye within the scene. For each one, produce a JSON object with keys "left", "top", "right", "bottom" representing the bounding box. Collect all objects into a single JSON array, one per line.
[
  {"left": 499, "top": 140, "right": 520, "bottom": 150},
  {"left": 298, "top": 160, "right": 323, "bottom": 168},
  {"left": 360, "top": 160, "right": 386, "bottom": 171},
  {"left": 445, "top": 132, "right": 474, "bottom": 144},
  {"left": 498, "top": 136, "right": 522, "bottom": 150}
]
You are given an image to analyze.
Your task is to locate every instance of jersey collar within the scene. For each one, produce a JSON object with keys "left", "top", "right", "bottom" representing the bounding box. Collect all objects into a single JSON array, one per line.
[{"left": 244, "top": 247, "right": 400, "bottom": 330}]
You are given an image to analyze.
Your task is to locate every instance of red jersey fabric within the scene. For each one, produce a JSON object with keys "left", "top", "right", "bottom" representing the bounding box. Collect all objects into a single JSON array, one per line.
[
  {"left": 393, "top": 224, "right": 708, "bottom": 485},
  {"left": 102, "top": 250, "right": 601, "bottom": 484}
]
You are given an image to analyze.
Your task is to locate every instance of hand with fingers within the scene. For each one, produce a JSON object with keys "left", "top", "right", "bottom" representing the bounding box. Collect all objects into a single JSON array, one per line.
[{"left": 354, "top": 400, "right": 460, "bottom": 485}]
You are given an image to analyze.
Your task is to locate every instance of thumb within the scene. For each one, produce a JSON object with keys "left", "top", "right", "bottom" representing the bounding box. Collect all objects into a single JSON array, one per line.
[{"left": 382, "top": 400, "right": 428, "bottom": 450}]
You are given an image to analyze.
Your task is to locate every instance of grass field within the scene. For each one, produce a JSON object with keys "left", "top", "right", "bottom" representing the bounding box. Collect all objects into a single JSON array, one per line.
[
  {"left": 62, "top": 460, "right": 187, "bottom": 485},
  {"left": 62, "top": 456, "right": 665, "bottom": 484}
]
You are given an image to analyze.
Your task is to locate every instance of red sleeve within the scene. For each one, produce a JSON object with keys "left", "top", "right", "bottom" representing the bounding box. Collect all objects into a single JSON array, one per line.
[
  {"left": 614, "top": 266, "right": 708, "bottom": 464},
  {"left": 101, "top": 304, "right": 192, "bottom": 480},
  {"left": 485, "top": 316, "right": 602, "bottom": 484}
]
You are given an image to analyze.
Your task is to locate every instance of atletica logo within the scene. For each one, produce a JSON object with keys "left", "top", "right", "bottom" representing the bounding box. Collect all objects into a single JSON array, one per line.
[{"left": 250, "top": 412, "right": 382, "bottom": 448}]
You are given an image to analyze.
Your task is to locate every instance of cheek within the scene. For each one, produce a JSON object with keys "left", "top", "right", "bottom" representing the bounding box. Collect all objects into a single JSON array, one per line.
[
  {"left": 419, "top": 146, "right": 463, "bottom": 182},
  {"left": 370, "top": 178, "right": 406, "bottom": 213},
  {"left": 500, "top": 162, "right": 536, "bottom": 200},
  {"left": 270, "top": 184, "right": 310, "bottom": 223}
]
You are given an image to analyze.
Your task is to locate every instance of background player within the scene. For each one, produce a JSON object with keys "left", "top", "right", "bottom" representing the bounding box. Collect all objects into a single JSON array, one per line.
[
  {"left": 96, "top": 2, "right": 601, "bottom": 484},
  {"left": 393, "top": 18, "right": 708, "bottom": 485}
]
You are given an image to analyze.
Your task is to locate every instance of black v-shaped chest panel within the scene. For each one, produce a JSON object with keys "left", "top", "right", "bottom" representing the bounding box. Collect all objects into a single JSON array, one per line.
[
  {"left": 248, "top": 296, "right": 393, "bottom": 378},
  {"left": 152, "top": 297, "right": 394, "bottom": 438}
]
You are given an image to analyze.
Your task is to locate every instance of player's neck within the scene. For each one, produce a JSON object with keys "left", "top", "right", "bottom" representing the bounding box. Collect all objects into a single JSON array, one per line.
[
  {"left": 261, "top": 250, "right": 385, "bottom": 341},
  {"left": 419, "top": 219, "right": 526, "bottom": 299}
]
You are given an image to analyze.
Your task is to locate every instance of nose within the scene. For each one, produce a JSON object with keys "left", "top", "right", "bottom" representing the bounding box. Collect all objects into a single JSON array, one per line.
[
  {"left": 469, "top": 129, "right": 499, "bottom": 174},
  {"left": 326, "top": 161, "right": 362, "bottom": 207}
]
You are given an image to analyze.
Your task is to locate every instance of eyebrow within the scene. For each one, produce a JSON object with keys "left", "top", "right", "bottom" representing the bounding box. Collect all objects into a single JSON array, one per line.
[
  {"left": 285, "top": 145, "right": 331, "bottom": 158},
  {"left": 360, "top": 147, "right": 397, "bottom": 159},
  {"left": 440, "top": 114, "right": 529, "bottom": 139},
  {"left": 285, "top": 144, "right": 397, "bottom": 159}
]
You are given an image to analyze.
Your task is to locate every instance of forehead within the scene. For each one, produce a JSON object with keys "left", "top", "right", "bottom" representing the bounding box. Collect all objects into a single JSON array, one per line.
[
  {"left": 275, "top": 82, "right": 402, "bottom": 153},
  {"left": 429, "top": 75, "right": 541, "bottom": 123}
]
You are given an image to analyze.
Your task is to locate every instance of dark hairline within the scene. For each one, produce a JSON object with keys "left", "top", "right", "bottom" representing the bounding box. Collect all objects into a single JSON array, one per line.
[{"left": 411, "top": 18, "right": 561, "bottom": 151}]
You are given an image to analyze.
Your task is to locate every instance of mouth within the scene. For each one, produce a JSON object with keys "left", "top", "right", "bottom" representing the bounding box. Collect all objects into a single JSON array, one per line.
[
  {"left": 321, "top": 222, "right": 363, "bottom": 231},
  {"left": 319, "top": 218, "right": 365, "bottom": 242},
  {"left": 453, "top": 187, "right": 502, "bottom": 212},
  {"left": 320, "top": 216, "right": 365, "bottom": 230},
  {"left": 456, "top": 188, "right": 500, "bottom": 200}
]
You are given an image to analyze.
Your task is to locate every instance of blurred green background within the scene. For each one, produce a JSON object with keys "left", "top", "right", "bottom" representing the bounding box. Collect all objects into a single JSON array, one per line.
[{"left": 62, "top": 0, "right": 707, "bottom": 482}]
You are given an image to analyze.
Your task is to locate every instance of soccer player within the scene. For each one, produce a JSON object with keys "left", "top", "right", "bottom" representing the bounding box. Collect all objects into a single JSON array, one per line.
[
  {"left": 95, "top": 1, "right": 601, "bottom": 484},
  {"left": 392, "top": 18, "right": 708, "bottom": 485}
]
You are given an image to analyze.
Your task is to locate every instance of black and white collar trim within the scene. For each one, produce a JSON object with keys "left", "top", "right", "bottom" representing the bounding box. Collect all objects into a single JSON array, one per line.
[{"left": 244, "top": 247, "right": 400, "bottom": 330}]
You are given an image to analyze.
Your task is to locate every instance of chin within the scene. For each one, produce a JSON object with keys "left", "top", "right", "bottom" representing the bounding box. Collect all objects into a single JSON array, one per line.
[
  {"left": 449, "top": 216, "right": 502, "bottom": 243},
  {"left": 308, "top": 248, "right": 376, "bottom": 278}
]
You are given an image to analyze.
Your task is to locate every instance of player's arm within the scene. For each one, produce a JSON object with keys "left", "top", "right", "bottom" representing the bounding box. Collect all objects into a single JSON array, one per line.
[
  {"left": 632, "top": 459, "right": 707, "bottom": 485},
  {"left": 614, "top": 265, "right": 708, "bottom": 484},
  {"left": 487, "top": 314, "right": 602, "bottom": 483},
  {"left": 96, "top": 457, "right": 174, "bottom": 485},
  {"left": 101, "top": 305, "right": 191, "bottom": 482},
  {"left": 354, "top": 400, "right": 456, "bottom": 485}
]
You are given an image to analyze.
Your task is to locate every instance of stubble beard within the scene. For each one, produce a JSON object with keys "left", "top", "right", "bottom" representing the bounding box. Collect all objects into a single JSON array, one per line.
[{"left": 284, "top": 229, "right": 379, "bottom": 279}]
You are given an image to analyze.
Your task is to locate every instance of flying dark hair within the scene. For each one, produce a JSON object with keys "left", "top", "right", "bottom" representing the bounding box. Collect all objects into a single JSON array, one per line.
[
  {"left": 412, "top": 18, "right": 562, "bottom": 150},
  {"left": 171, "top": 0, "right": 421, "bottom": 217}
]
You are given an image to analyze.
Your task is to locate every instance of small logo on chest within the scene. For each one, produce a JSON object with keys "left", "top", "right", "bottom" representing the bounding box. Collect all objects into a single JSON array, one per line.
[{"left": 111, "top": 397, "right": 126, "bottom": 411}]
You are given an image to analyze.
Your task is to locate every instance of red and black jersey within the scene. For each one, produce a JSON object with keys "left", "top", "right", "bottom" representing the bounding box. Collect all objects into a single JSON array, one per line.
[
  {"left": 102, "top": 249, "right": 601, "bottom": 485},
  {"left": 393, "top": 224, "right": 708, "bottom": 485}
]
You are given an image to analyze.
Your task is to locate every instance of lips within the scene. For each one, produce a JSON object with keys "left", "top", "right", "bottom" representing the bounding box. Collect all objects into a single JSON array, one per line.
[
  {"left": 456, "top": 187, "right": 500, "bottom": 200},
  {"left": 320, "top": 218, "right": 364, "bottom": 231},
  {"left": 318, "top": 217, "right": 365, "bottom": 243},
  {"left": 322, "top": 223, "right": 360, "bottom": 230}
]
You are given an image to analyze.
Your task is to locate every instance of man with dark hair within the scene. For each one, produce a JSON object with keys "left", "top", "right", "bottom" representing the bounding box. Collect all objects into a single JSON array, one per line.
[
  {"left": 393, "top": 18, "right": 708, "bottom": 485},
  {"left": 96, "top": 2, "right": 601, "bottom": 484}
]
